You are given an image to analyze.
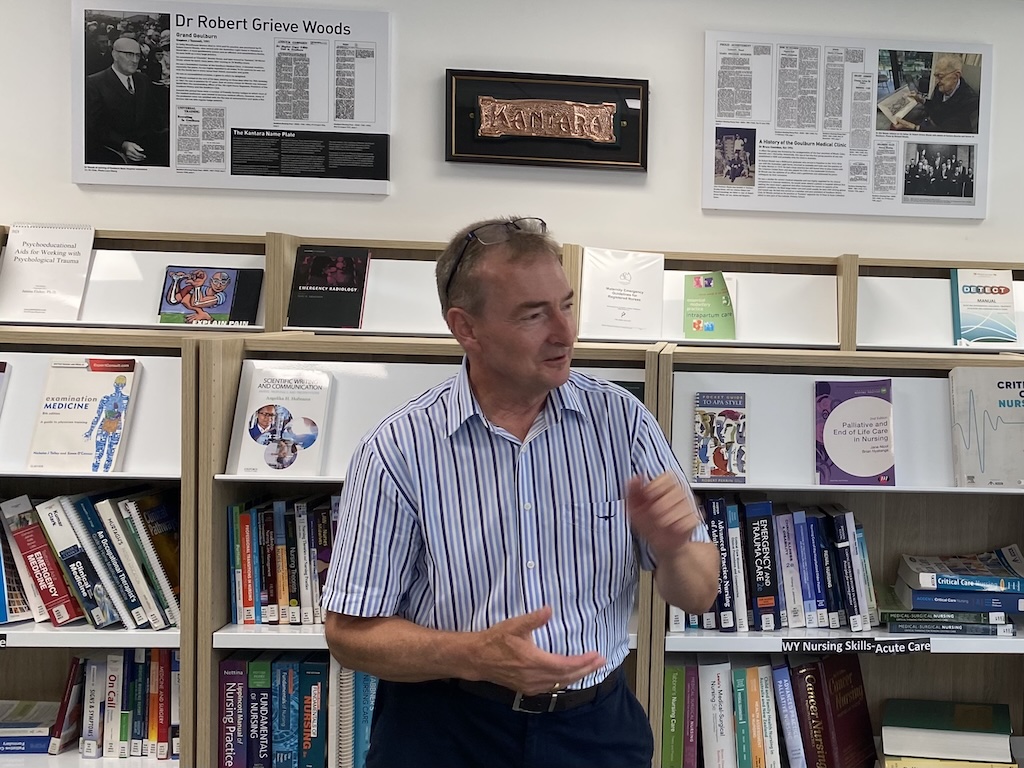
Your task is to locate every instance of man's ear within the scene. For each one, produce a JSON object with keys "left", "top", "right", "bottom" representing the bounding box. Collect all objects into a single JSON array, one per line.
[{"left": 446, "top": 307, "right": 478, "bottom": 349}]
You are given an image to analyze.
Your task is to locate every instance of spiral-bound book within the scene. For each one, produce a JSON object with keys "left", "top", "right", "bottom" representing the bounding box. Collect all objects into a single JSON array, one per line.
[
  {"left": 327, "top": 657, "right": 355, "bottom": 768},
  {"left": 0, "top": 223, "right": 95, "bottom": 323},
  {"left": 117, "top": 493, "right": 180, "bottom": 627},
  {"left": 693, "top": 392, "right": 747, "bottom": 483}
]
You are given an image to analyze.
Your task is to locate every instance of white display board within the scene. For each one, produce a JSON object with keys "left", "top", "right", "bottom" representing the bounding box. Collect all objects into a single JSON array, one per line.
[
  {"left": 672, "top": 370, "right": 953, "bottom": 489},
  {"left": 0, "top": 352, "right": 181, "bottom": 477}
]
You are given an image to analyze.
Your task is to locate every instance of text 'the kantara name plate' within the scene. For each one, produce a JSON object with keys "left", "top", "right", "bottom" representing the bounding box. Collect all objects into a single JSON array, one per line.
[{"left": 445, "top": 69, "right": 649, "bottom": 171}]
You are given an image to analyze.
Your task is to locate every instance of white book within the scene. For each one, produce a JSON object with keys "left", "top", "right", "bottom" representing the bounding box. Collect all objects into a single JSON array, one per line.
[
  {"left": 327, "top": 657, "right": 355, "bottom": 768},
  {"left": 950, "top": 267, "right": 1017, "bottom": 346},
  {"left": 28, "top": 357, "right": 140, "bottom": 474},
  {"left": 293, "top": 499, "right": 315, "bottom": 625},
  {"left": 774, "top": 511, "right": 806, "bottom": 629},
  {"left": 949, "top": 366, "right": 1024, "bottom": 488},
  {"left": 578, "top": 247, "right": 665, "bottom": 341},
  {"left": 118, "top": 496, "right": 181, "bottom": 627},
  {"left": 81, "top": 657, "right": 105, "bottom": 758},
  {"left": 102, "top": 651, "right": 123, "bottom": 758},
  {"left": 0, "top": 361, "right": 10, "bottom": 419},
  {"left": 227, "top": 364, "right": 333, "bottom": 476},
  {"left": 757, "top": 662, "right": 782, "bottom": 768},
  {"left": 0, "top": 494, "right": 47, "bottom": 623},
  {"left": 855, "top": 524, "right": 880, "bottom": 627},
  {"left": 725, "top": 501, "right": 749, "bottom": 632},
  {"left": 0, "top": 222, "right": 95, "bottom": 323},
  {"left": 668, "top": 605, "right": 687, "bottom": 633},
  {"left": 698, "top": 656, "right": 737, "bottom": 768}
]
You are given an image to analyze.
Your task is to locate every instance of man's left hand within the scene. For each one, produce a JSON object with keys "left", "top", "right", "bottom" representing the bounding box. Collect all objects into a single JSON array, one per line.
[{"left": 626, "top": 473, "right": 702, "bottom": 555}]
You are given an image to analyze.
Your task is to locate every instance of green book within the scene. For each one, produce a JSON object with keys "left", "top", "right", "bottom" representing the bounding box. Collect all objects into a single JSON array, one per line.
[
  {"left": 882, "top": 699, "right": 1012, "bottom": 763},
  {"left": 683, "top": 271, "right": 736, "bottom": 340},
  {"left": 661, "top": 664, "right": 684, "bottom": 768},
  {"left": 732, "top": 666, "right": 752, "bottom": 768}
]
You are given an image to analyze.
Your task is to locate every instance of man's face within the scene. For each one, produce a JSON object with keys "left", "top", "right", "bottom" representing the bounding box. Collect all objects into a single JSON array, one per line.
[
  {"left": 463, "top": 249, "right": 576, "bottom": 400},
  {"left": 111, "top": 39, "right": 142, "bottom": 76},
  {"left": 211, "top": 273, "right": 230, "bottom": 292},
  {"left": 934, "top": 68, "right": 960, "bottom": 96},
  {"left": 256, "top": 407, "right": 275, "bottom": 429}
]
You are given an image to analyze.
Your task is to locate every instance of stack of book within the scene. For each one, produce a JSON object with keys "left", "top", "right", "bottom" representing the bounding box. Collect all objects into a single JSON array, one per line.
[
  {"left": 881, "top": 698, "right": 1014, "bottom": 767},
  {"left": 891, "top": 545, "right": 1024, "bottom": 638}
]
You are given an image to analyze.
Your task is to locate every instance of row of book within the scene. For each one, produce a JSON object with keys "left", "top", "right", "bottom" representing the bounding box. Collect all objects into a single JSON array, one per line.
[
  {"left": 217, "top": 651, "right": 377, "bottom": 768},
  {"left": 0, "top": 489, "right": 180, "bottom": 629},
  {"left": 664, "top": 653, "right": 1014, "bottom": 768},
  {"left": 673, "top": 494, "right": 1020, "bottom": 638},
  {"left": 228, "top": 494, "right": 336, "bottom": 626},
  {"left": 0, "top": 648, "right": 180, "bottom": 757}
]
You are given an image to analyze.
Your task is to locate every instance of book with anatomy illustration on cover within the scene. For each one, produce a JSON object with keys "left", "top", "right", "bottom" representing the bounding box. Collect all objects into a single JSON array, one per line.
[
  {"left": 693, "top": 392, "right": 746, "bottom": 483},
  {"left": 157, "top": 266, "right": 263, "bottom": 326},
  {"left": 28, "top": 357, "right": 139, "bottom": 474},
  {"left": 815, "top": 378, "right": 895, "bottom": 486}
]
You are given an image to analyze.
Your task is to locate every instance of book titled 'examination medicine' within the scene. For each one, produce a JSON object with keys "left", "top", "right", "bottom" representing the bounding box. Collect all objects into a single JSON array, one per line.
[
  {"left": 950, "top": 268, "right": 1017, "bottom": 346},
  {"left": 286, "top": 245, "right": 369, "bottom": 330},
  {"left": 577, "top": 247, "right": 665, "bottom": 341},
  {"left": 949, "top": 366, "right": 1024, "bottom": 488},
  {"left": 28, "top": 357, "right": 139, "bottom": 474},
  {"left": 815, "top": 378, "right": 895, "bottom": 486},
  {"left": 0, "top": 223, "right": 95, "bottom": 323}
]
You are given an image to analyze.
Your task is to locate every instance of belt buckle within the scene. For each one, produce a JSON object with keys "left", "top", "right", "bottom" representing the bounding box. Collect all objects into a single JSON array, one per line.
[{"left": 512, "top": 690, "right": 560, "bottom": 714}]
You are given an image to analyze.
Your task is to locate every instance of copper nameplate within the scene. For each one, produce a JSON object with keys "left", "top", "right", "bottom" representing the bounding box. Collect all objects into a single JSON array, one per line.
[{"left": 477, "top": 96, "right": 616, "bottom": 143}]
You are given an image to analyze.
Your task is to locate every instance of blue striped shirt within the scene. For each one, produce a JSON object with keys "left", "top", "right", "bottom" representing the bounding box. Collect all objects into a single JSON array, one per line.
[{"left": 321, "top": 360, "right": 709, "bottom": 688}]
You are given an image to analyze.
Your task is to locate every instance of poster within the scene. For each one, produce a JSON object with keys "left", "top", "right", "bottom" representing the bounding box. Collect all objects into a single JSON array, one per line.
[
  {"left": 703, "top": 31, "right": 991, "bottom": 218},
  {"left": 71, "top": 1, "right": 390, "bottom": 194}
]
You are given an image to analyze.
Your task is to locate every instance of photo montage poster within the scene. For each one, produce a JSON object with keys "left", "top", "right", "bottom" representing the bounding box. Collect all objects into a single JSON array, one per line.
[
  {"left": 703, "top": 31, "right": 991, "bottom": 218},
  {"left": 71, "top": 1, "right": 390, "bottom": 194}
]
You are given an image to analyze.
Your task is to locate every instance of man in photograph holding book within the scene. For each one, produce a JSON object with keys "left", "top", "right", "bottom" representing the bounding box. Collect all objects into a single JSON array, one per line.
[{"left": 322, "top": 215, "right": 718, "bottom": 768}]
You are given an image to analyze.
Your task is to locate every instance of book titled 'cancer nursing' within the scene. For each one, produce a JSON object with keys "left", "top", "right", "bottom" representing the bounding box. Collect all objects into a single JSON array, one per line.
[{"left": 28, "top": 357, "right": 139, "bottom": 474}]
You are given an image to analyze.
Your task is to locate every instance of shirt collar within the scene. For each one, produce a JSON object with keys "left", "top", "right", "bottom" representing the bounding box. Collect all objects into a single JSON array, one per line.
[{"left": 446, "top": 357, "right": 589, "bottom": 437}]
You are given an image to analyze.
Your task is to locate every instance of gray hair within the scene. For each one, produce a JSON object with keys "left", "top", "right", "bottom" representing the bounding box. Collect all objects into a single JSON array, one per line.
[{"left": 933, "top": 53, "right": 964, "bottom": 75}]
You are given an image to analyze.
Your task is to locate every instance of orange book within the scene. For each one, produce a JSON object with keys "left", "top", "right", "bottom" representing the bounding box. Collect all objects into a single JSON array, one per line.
[{"left": 747, "top": 665, "right": 766, "bottom": 768}]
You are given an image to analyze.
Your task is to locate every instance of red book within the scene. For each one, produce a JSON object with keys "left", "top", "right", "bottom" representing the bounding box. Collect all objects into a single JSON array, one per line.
[
  {"left": 239, "top": 510, "right": 256, "bottom": 625},
  {"left": 48, "top": 656, "right": 86, "bottom": 754},
  {"left": 156, "top": 648, "right": 170, "bottom": 759},
  {"left": 789, "top": 654, "right": 875, "bottom": 768}
]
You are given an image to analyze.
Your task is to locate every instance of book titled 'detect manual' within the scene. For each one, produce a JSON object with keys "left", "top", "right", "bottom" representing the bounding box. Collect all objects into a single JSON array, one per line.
[
  {"left": 28, "top": 357, "right": 139, "bottom": 474},
  {"left": 578, "top": 248, "right": 664, "bottom": 340},
  {"left": 0, "top": 223, "right": 95, "bottom": 323},
  {"left": 228, "top": 363, "right": 333, "bottom": 476},
  {"left": 950, "top": 268, "right": 1017, "bottom": 346}
]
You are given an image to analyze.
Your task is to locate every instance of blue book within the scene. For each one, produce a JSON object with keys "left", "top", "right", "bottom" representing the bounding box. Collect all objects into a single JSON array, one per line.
[
  {"left": 272, "top": 651, "right": 305, "bottom": 768},
  {"left": 894, "top": 577, "right": 1024, "bottom": 613},
  {"left": 791, "top": 509, "right": 819, "bottom": 628},
  {"left": 227, "top": 503, "right": 240, "bottom": 625},
  {"left": 807, "top": 511, "right": 841, "bottom": 628},
  {"left": 249, "top": 502, "right": 263, "bottom": 625},
  {"left": 130, "top": 649, "right": 148, "bottom": 757},
  {"left": 770, "top": 656, "right": 806, "bottom": 768},
  {"left": 705, "top": 495, "right": 735, "bottom": 632},
  {"left": 0, "top": 735, "right": 50, "bottom": 753},
  {"left": 739, "top": 495, "right": 781, "bottom": 632},
  {"left": 821, "top": 505, "right": 866, "bottom": 632},
  {"left": 353, "top": 671, "right": 378, "bottom": 768},
  {"left": 299, "top": 653, "right": 329, "bottom": 768},
  {"left": 898, "top": 544, "right": 1024, "bottom": 594}
]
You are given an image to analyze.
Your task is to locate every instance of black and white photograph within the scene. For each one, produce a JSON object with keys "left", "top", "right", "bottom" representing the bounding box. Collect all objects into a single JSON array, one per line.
[
  {"left": 713, "top": 127, "right": 756, "bottom": 187},
  {"left": 903, "top": 142, "right": 976, "bottom": 200},
  {"left": 877, "top": 49, "right": 982, "bottom": 134},
  {"left": 83, "top": 9, "right": 171, "bottom": 166}
]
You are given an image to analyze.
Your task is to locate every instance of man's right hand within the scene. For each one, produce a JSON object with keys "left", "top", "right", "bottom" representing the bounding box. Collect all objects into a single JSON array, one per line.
[
  {"left": 472, "top": 606, "right": 606, "bottom": 695},
  {"left": 121, "top": 141, "right": 147, "bottom": 161}
]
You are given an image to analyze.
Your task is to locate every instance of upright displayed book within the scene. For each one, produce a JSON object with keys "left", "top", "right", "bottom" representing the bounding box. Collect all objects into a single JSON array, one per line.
[
  {"left": 950, "top": 268, "right": 1017, "bottom": 345},
  {"left": 682, "top": 271, "right": 736, "bottom": 340},
  {"left": 949, "top": 366, "right": 1024, "bottom": 488},
  {"left": 693, "top": 392, "right": 747, "bottom": 483},
  {"left": 158, "top": 265, "right": 264, "bottom": 326},
  {"left": 27, "top": 357, "right": 140, "bottom": 474},
  {"left": 287, "top": 245, "right": 369, "bottom": 329},
  {"left": 578, "top": 247, "right": 665, "bottom": 340},
  {"left": 814, "top": 378, "right": 895, "bottom": 486},
  {"left": 0, "top": 222, "right": 95, "bottom": 323},
  {"left": 881, "top": 699, "right": 1012, "bottom": 764},
  {"left": 229, "top": 365, "right": 333, "bottom": 476}
]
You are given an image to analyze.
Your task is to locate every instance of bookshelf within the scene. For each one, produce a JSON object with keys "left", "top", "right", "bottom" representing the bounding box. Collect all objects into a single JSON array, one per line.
[
  {"left": 194, "top": 329, "right": 662, "bottom": 767},
  {"left": 0, "top": 227, "right": 266, "bottom": 768}
]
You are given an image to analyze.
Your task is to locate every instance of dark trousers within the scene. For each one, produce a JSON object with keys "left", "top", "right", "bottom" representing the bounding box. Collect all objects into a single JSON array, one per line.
[{"left": 365, "top": 671, "right": 654, "bottom": 768}]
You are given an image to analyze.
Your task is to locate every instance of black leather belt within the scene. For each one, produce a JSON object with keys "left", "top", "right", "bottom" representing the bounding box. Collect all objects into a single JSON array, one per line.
[{"left": 448, "top": 666, "right": 622, "bottom": 713}]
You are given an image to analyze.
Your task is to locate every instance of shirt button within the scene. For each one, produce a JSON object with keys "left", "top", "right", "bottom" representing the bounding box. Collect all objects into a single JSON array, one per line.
[
  {"left": 523, "top": 502, "right": 533, "bottom": 511},
  {"left": 527, "top": 560, "right": 536, "bottom": 569}
]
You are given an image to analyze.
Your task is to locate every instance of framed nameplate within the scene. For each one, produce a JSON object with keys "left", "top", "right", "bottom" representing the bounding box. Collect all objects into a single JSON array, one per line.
[{"left": 445, "top": 69, "right": 648, "bottom": 171}]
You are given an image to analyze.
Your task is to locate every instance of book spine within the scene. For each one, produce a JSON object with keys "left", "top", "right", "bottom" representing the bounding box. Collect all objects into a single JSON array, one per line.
[
  {"left": 170, "top": 650, "right": 181, "bottom": 760},
  {"left": 273, "top": 501, "right": 290, "bottom": 625},
  {"left": 668, "top": 605, "right": 687, "bottom": 633},
  {"left": 8, "top": 507, "right": 84, "bottom": 625},
  {"left": 353, "top": 672, "right": 378, "bottom": 768},
  {"left": 130, "top": 649, "right": 147, "bottom": 757},
  {"left": 260, "top": 509, "right": 278, "bottom": 624},
  {"left": 239, "top": 510, "right": 256, "bottom": 625},
  {"left": 706, "top": 497, "right": 735, "bottom": 631},
  {"left": 95, "top": 500, "right": 167, "bottom": 629},
  {"left": 312, "top": 504, "right": 333, "bottom": 623},
  {"left": 294, "top": 503, "right": 315, "bottom": 625},
  {"left": 228, "top": 503, "right": 239, "bottom": 624},
  {"left": 698, "top": 661, "right": 737, "bottom": 768},
  {"left": 771, "top": 662, "right": 806, "bottom": 768},
  {"left": 661, "top": 665, "right": 684, "bottom": 768},
  {"left": 121, "top": 500, "right": 180, "bottom": 626},
  {"left": 48, "top": 656, "right": 85, "bottom": 755},
  {"left": 82, "top": 657, "right": 106, "bottom": 758},
  {"left": 284, "top": 511, "right": 301, "bottom": 625},
  {"left": 745, "top": 665, "right": 765, "bottom": 768},
  {"left": 682, "top": 664, "right": 699, "bottom": 768},
  {"left": 882, "top": 609, "right": 1005, "bottom": 624},
  {"left": 792, "top": 511, "right": 818, "bottom": 628},
  {"left": 308, "top": 511, "right": 322, "bottom": 624},
  {"left": 887, "top": 620, "right": 1015, "bottom": 636},
  {"left": 726, "top": 501, "right": 750, "bottom": 632},
  {"left": 326, "top": 659, "right": 354, "bottom": 768},
  {"left": 103, "top": 650, "right": 124, "bottom": 758},
  {"left": 0, "top": 530, "right": 11, "bottom": 622},
  {"left": 147, "top": 649, "right": 159, "bottom": 757},
  {"left": 74, "top": 497, "right": 147, "bottom": 627},
  {"left": 901, "top": 585, "right": 1023, "bottom": 612},
  {"left": 811, "top": 516, "right": 842, "bottom": 628},
  {"left": 0, "top": 735, "right": 51, "bottom": 753},
  {"left": 248, "top": 655, "right": 273, "bottom": 768},
  {"left": 219, "top": 657, "right": 248, "bottom": 768},
  {"left": 299, "top": 656, "right": 329, "bottom": 768},
  {"left": 156, "top": 649, "right": 170, "bottom": 759},
  {"left": 854, "top": 525, "right": 880, "bottom": 626},
  {"left": 775, "top": 513, "right": 805, "bottom": 628},
  {"left": 844, "top": 512, "right": 872, "bottom": 630},
  {"left": 758, "top": 665, "right": 781, "bottom": 768},
  {"left": 0, "top": 510, "right": 48, "bottom": 623},
  {"left": 803, "top": 515, "right": 829, "bottom": 628},
  {"left": 950, "top": 268, "right": 963, "bottom": 343},
  {"left": 732, "top": 666, "right": 752, "bottom": 768},
  {"left": 120, "top": 652, "right": 135, "bottom": 758},
  {"left": 254, "top": 506, "right": 267, "bottom": 624},
  {"left": 828, "top": 511, "right": 864, "bottom": 632},
  {"left": 743, "top": 501, "right": 781, "bottom": 631},
  {"left": 273, "top": 656, "right": 301, "bottom": 768}
]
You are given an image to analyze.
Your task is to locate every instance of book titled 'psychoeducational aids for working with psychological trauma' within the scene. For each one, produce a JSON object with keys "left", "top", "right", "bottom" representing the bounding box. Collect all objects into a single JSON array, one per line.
[
  {"left": 815, "top": 378, "right": 895, "bottom": 486},
  {"left": 230, "top": 364, "right": 333, "bottom": 476},
  {"left": 28, "top": 357, "right": 140, "bottom": 474},
  {"left": 157, "top": 265, "right": 264, "bottom": 326},
  {"left": 693, "top": 391, "right": 747, "bottom": 483},
  {"left": 950, "top": 267, "right": 1017, "bottom": 346},
  {"left": 287, "top": 245, "right": 369, "bottom": 330},
  {"left": 0, "top": 223, "right": 95, "bottom": 324},
  {"left": 949, "top": 366, "right": 1024, "bottom": 488}
]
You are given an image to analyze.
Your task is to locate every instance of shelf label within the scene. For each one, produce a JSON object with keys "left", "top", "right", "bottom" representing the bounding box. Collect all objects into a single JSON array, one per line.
[
  {"left": 781, "top": 637, "right": 931, "bottom": 655},
  {"left": 0, "top": 634, "right": 6, "bottom": 648}
]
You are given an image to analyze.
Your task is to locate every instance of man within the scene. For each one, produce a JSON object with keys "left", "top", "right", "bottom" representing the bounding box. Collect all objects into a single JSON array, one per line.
[
  {"left": 249, "top": 406, "right": 276, "bottom": 441},
  {"left": 84, "top": 36, "right": 167, "bottom": 165},
  {"left": 891, "top": 53, "right": 979, "bottom": 133},
  {"left": 322, "top": 216, "right": 718, "bottom": 768}
]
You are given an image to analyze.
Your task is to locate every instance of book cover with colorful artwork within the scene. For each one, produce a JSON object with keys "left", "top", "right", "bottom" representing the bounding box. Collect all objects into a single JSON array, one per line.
[
  {"left": 815, "top": 378, "right": 895, "bottom": 486},
  {"left": 682, "top": 271, "right": 736, "bottom": 340},
  {"left": 693, "top": 392, "right": 746, "bottom": 483},
  {"left": 28, "top": 357, "right": 139, "bottom": 474},
  {"left": 287, "top": 246, "right": 369, "bottom": 329},
  {"left": 157, "top": 266, "right": 263, "bottom": 326}
]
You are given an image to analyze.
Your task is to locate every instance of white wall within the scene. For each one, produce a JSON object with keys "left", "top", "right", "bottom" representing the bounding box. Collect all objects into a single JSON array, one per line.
[{"left": 2, "top": 0, "right": 1020, "bottom": 260}]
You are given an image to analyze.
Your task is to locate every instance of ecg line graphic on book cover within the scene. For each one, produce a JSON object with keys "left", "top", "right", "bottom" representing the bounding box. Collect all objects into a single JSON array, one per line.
[{"left": 953, "top": 388, "right": 1024, "bottom": 473}]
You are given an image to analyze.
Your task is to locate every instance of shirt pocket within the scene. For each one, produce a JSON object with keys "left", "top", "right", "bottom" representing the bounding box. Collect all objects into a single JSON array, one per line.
[{"left": 555, "top": 500, "right": 635, "bottom": 604}]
